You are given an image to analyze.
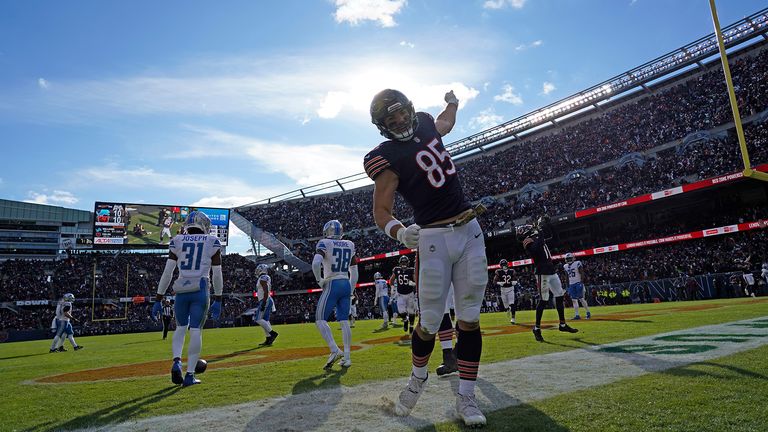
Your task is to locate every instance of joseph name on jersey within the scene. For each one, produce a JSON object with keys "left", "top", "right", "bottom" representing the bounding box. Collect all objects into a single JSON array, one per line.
[
  {"left": 168, "top": 234, "right": 222, "bottom": 293},
  {"left": 563, "top": 261, "right": 583, "bottom": 284},
  {"left": 316, "top": 238, "right": 356, "bottom": 280},
  {"left": 363, "top": 112, "right": 470, "bottom": 225}
]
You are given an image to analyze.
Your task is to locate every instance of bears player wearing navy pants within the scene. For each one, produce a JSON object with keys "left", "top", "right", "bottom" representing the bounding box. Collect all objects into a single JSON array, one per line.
[{"left": 365, "top": 89, "right": 488, "bottom": 427}]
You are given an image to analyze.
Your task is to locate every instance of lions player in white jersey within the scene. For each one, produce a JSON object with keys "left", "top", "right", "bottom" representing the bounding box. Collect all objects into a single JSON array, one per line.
[
  {"left": 563, "top": 253, "right": 591, "bottom": 320},
  {"left": 153, "top": 211, "right": 223, "bottom": 387},
  {"left": 312, "top": 220, "right": 359, "bottom": 370},
  {"left": 49, "top": 293, "right": 83, "bottom": 352},
  {"left": 373, "top": 272, "right": 390, "bottom": 329},
  {"left": 762, "top": 263, "right": 768, "bottom": 289},
  {"left": 254, "top": 264, "right": 279, "bottom": 346}
]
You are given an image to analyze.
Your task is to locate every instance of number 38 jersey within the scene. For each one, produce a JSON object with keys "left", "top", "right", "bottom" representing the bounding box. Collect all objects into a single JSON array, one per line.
[
  {"left": 363, "top": 112, "right": 470, "bottom": 225},
  {"left": 316, "top": 238, "right": 357, "bottom": 281},
  {"left": 169, "top": 234, "right": 222, "bottom": 293}
]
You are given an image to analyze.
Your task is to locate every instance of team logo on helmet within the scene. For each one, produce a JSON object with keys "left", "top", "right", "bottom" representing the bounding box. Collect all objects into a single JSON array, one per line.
[
  {"left": 184, "top": 210, "right": 212, "bottom": 234},
  {"left": 370, "top": 89, "right": 419, "bottom": 141},
  {"left": 323, "top": 220, "right": 343, "bottom": 239}
]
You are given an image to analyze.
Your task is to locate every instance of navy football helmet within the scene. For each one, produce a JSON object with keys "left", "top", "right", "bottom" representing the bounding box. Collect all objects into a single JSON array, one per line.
[
  {"left": 370, "top": 89, "right": 418, "bottom": 141},
  {"left": 399, "top": 255, "right": 410, "bottom": 266},
  {"left": 499, "top": 259, "right": 508, "bottom": 268}
]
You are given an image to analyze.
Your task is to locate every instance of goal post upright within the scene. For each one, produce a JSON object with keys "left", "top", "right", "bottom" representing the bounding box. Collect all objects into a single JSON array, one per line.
[{"left": 708, "top": 0, "right": 768, "bottom": 182}]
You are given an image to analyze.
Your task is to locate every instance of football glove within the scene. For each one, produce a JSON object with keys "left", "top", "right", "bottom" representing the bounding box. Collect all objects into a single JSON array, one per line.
[
  {"left": 444, "top": 90, "right": 459, "bottom": 105},
  {"left": 397, "top": 224, "right": 421, "bottom": 249},
  {"left": 151, "top": 297, "right": 163, "bottom": 322},
  {"left": 209, "top": 299, "right": 222, "bottom": 320}
]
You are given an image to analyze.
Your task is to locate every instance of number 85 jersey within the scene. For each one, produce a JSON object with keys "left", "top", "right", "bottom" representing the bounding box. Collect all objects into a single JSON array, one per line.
[
  {"left": 363, "top": 111, "right": 470, "bottom": 226},
  {"left": 169, "top": 234, "right": 222, "bottom": 293},
  {"left": 316, "top": 238, "right": 357, "bottom": 281}
]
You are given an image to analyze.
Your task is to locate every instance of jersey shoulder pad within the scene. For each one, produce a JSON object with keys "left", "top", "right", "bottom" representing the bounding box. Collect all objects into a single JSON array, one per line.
[{"left": 363, "top": 145, "right": 393, "bottom": 180}]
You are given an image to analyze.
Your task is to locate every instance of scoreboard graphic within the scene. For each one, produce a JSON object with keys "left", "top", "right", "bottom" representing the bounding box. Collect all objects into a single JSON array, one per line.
[{"left": 93, "top": 202, "right": 231, "bottom": 247}]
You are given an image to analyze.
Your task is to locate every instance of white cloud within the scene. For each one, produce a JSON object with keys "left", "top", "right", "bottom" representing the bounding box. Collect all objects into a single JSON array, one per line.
[
  {"left": 18, "top": 48, "right": 484, "bottom": 124},
  {"left": 399, "top": 40, "right": 415, "bottom": 48},
  {"left": 38, "top": 78, "right": 49, "bottom": 90},
  {"left": 494, "top": 84, "right": 523, "bottom": 105},
  {"left": 541, "top": 81, "right": 556, "bottom": 95},
  {"left": 483, "top": 0, "right": 526, "bottom": 10},
  {"left": 469, "top": 108, "right": 503, "bottom": 130},
  {"left": 334, "top": 0, "right": 407, "bottom": 27},
  {"left": 25, "top": 190, "right": 78, "bottom": 206},
  {"left": 515, "top": 40, "right": 543, "bottom": 51}
]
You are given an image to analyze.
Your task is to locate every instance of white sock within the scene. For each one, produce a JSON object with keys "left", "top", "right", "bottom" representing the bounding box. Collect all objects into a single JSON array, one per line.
[
  {"left": 257, "top": 319, "right": 272, "bottom": 335},
  {"left": 187, "top": 328, "right": 202, "bottom": 374},
  {"left": 173, "top": 325, "right": 187, "bottom": 359},
  {"left": 458, "top": 379, "right": 476, "bottom": 397},
  {"left": 580, "top": 299, "right": 590, "bottom": 313},
  {"left": 315, "top": 320, "right": 339, "bottom": 352},
  {"left": 67, "top": 335, "right": 78, "bottom": 347},
  {"left": 573, "top": 300, "right": 580, "bottom": 316},
  {"left": 51, "top": 336, "right": 60, "bottom": 350},
  {"left": 340, "top": 320, "right": 352, "bottom": 359}
]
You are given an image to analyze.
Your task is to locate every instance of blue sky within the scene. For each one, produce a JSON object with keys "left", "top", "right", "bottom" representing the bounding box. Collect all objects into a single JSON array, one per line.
[{"left": 1, "top": 0, "right": 765, "bottom": 254}]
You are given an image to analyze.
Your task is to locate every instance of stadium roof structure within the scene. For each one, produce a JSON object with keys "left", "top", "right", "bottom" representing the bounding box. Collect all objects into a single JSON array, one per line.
[{"left": 238, "top": 7, "right": 768, "bottom": 209}]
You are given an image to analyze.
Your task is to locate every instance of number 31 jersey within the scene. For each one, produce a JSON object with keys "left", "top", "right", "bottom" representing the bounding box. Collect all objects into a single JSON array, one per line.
[
  {"left": 316, "top": 238, "right": 357, "bottom": 281},
  {"left": 169, "top": 234, "right": 222, "bottom": 293},
  {"left": 363, "top": 112, "right": 470, "bottom": 225}
]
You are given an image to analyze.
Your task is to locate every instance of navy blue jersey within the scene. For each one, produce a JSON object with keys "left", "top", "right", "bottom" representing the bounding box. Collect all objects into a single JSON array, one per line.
[
  {"left": 523, "top": 236, "right": 557, "bottom": 275},
  {"left": 391, "top": 266, "right": 416, "bottom": 295},
  {"left": 494, "top": 268, "right": 517, "bottom": 287},
  {"left": 364, "top": 112, "right": 471, "bottom": 225}
]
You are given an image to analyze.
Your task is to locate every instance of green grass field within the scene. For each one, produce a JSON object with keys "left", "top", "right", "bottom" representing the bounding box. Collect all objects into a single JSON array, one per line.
[{"left": 1, "top": 298, "right": 767, "bottom": 431}]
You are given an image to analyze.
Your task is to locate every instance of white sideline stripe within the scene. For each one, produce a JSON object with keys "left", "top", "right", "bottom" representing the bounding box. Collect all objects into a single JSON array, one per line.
[{"left": 78, "top": 317, "right": 768, "bottom": 432}]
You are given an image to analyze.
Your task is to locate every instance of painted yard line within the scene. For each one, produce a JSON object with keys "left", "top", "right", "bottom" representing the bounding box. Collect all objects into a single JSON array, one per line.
[{"left": 77, "top": 317, "right": 768, "bottom": 432}]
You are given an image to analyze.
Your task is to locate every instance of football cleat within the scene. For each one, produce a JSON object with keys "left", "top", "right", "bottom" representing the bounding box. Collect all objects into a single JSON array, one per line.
[
  {"left": 324, "top": 351, "right": 342, "bottom": 370},
  {"left": 510, "top": 318, "right": 516, "bottom": 324},
  {"left": 436, "top": 349, "right": 458, "bottom": 377},
  {"left": 586, "top": 312, "right": 591, "bottom": 319},
  {"left": 380, "top": 322, "right": 388, "bottom": 329},
  {"left": 171, "top": 359, "right": 183, "bottom": 385},
  {"left": 572, "top": 315, "right": 581, "bottom": 320},
  {"left": 532, "top": 327, "right": 544, "bottom": 342},
  {"left": 57, "top": 346, "right": 67, "bottom": 352},
  {"left": 559, "top": 323, "right": 579, "bottom": 333},
  {"left": 73, "top": 345, "right": 84, "bottom": 351},
  {"left": 456, "top": 393, "right": 487, "bottom": 427},
  {"left": 340, "top": 358, "right": 352, "bottom": 368},
  {"left": 182, "top": 372, "right": 200, "bottom": 387},
  {"left": 49, "top": 348, "right": 57, "bottom": 353},
  {"left": 394, "top": 373, "right": 428, "bottom": 416}
]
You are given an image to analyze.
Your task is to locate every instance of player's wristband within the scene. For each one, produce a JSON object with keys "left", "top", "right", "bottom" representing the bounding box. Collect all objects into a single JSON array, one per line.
[{"left": 384, "top": 219, "right": 403, "bottom": 241}]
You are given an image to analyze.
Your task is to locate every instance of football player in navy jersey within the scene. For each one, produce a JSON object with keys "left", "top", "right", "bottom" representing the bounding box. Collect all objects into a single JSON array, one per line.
[
  {"left": 364, "top": 89, "right": 488, "bottom": 427},
  {"left": 517, "top": 217, "right": 578, "bottom": 343}
]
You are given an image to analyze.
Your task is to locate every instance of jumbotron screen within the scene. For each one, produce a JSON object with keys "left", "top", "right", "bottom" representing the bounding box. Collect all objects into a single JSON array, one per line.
[{"left": 92, "top": 202, "right": 230, "bottom": 247}]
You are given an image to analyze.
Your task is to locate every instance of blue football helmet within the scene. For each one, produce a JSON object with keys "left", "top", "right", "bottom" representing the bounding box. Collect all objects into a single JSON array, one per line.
[
  {"left": 323, "top": 220, "right": 343, "bottom": 239},
  {"left": 565, "top": 253, "right": 575, "bottom": 263},
  {"left": 374, "top": 272, "right": 383, "bottom": 280},
  {"left": 184, "top": 211, "right": 212, "bottom": 234},
  {"left": 63, "top": 293, "right": 75, "bottom": 302}
]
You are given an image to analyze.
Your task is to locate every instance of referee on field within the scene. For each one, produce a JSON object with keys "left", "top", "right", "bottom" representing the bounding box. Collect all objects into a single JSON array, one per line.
[{"left": 161, "top": 299, "right": 174, "bottom": 340}]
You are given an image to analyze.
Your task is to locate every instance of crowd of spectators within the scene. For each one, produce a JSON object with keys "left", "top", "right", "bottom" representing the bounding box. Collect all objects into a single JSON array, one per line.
[{"left": 237, "top": 45, "right": 768, "bottom": 253}]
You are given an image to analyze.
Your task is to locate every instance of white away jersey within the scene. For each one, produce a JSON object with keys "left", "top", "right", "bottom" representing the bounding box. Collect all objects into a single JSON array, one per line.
[
  {"left": 256, "top": 274, "right": 271, "bottom": 301},
  {"left": 56, "top": 301, "right": 72, "bottom": 322},
  {"left": 169, "top": 234, "right": 222, "bottom": 293},
  {"left": 563, "top": 261, "right": 583, "bottom": 284},
  {"left": 374, "top": 279, "right": 389, "bottom": 299},
  {"left": 315, "top": 238, "right": 356, "bottom": 281}
]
